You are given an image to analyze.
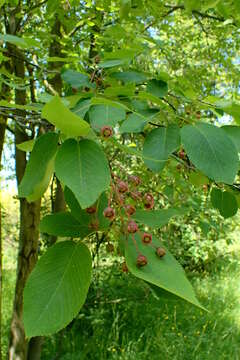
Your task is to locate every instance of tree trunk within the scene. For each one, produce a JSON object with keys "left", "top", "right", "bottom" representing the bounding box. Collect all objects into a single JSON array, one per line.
[{"left": 8, "top": 47, "right": 41, "bottom": 360}]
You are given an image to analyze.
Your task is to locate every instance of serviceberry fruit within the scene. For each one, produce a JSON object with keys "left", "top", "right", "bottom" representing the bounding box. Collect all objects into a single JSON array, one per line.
[
  {"left": 122, "top": 261, "right": 128, "bottom": 273},
  {"left": 129, "top": 175, "right": 141, "bottom": 186},
  {"left": 127, "top": 220, "right": 138, "bottom": 233},
  {"left": 103, "top": 206, "right": 115, "bottom": 220},
  {"left": 178, "top": 150, "right": 185, "bottom": 159},
  {"left": 156, "top": 247, "right": 166, "bottom": 258},
  {"left": 143, "top": 193, "right": 154, "bottom": 210},
  {"left": 117, "top": 181, "right": 128, "bottom": 193},
  {"left": 142, "top": 232, "right": 152, "bottom": 244},
  {"left": 125, "top": 204, "right": 136, "bottom": 216},
  {"left": 86, "top": 206, "right": 97, "bottom": 214},
  {"left": 101, "top": 125, "right": 113, "bottom": 138},
  {"left": 137, "top": 254, "right": 148, "bottom": 267}
]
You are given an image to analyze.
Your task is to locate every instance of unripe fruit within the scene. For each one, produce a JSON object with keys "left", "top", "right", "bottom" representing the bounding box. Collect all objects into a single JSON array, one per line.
[
  {"left": 142, "top": 232, "right": 152, "bottom": 244},
  {"left": 106, "top": 243, "right": 114, "bottom": 253},
  {"left": 129, "top": 175, "right": 141, "bottom": 186},
  {"left": 137, "top": 254, "right": 148, "bottom": 267},
  {"left": 117, "top": 181, "right": 128, "bottom": 193},
  {"left": 178, "top": 150, "right": 185, "bottom": 159},
  {"left": 143, "top": 193, "right": 154, "bottom": 210},
  {"left": 127, "top": 220, "right": 138, "bottom": 233},
  {"left": 122, "top": 261, "right": 128, "bottom": 273},
  {"left": 86, "top": 206, "right": 97, "bottom": 214},
  {"left": 125, "top": 204, "right": 136, "bottom": 216},
  {"left": 101, "top": 125, "right": 113, "bottom": 138},
  {"left": 156, "top": 247, "right": 166, "bottom": 258},
  {"left": 103, "top": 206, "right": 115, "bottom": 220},
  {"left": 176, "top": 164, "right": 182, "bottom": 171}
]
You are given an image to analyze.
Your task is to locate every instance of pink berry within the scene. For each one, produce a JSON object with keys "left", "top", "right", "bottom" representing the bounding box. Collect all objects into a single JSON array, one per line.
[
  {"left": 143, "top": 193, "right": 154, "bottom": 210},
  {"left": 117, "top": 181, "right": 128, "bottom": 193},
  {"left": 156, "top": 247, "right": 166, "bottom": 258},
  {"left": 101, "top": 125, "right": 113, "bottom": 138},
  {"left": 127, "top": 220, "right": 138, "bottom": 233},
  {"left": 103, "top": 206, "right": 115, "bottom": 220},
  {"left": 129, "top": 175, "right": 141, "bottom": 186},
  {"left": 137, "top": 254, "right": 148, "bottom": 267},
  {"left": 142, "top": 232, "right": 152, "bottom": 244},
  {"left": 125, "top": 204, "right": 136, "bottom": 216}
]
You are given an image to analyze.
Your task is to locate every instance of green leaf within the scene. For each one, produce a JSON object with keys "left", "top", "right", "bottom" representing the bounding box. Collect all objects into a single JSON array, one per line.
[
  {"left": 104, "top": 84, "right": 135, "bottom": 97},
  {"left": 18, "top": 132, "right": 59, "bottom": 202},
  {"left": 42, "top": 96, "right": 90, "bottom": 137},
  {"left": 119, "top": 113, "right": 147, "bottom": 133},
  {"left": 23, "top": 241, "right": 92, "bottom": 337},
  {"left": 55, "top": 139, "right": 110, "bottom": 208},
  {"left": 143, "top": 125, "right": 181, "bottom": 172},
  {"left": 221, "top": 125, "right": 240, "bottom": 152},
  {"left": 98, "top": 59, "right": 129, "bottom": 68},
  {"left": 89, "top": 104, "right": 126, "bottom": 130},
  {"left": 181, "top": 123, "right": 239, "bottom": 184},
  {"left": 40, "top": 212, "right": 91, "bottom": 238},
  {"left": 111, "top": 71, "right": 148, "bottom": 83},
  {"left": 215, "top": 100, "right": 240, "bottom": 122},
  {"left": 211, "top": 188, "right": 238, "bottom": 218},
  {"left": 0, "top": 34, "right": 39, "bottom": 48},
  {"left": 16, "top": 139, "right": 35, "bottom": 152},
  {"left": 133, "top": 208, "right": 186, "bottom": 229},
  {"left": 72, "top": 98, "right": 92, "bottom": 119},
  {"left": 64, "top": 187, "right": 110, "bottom": 230},
  {"left": 146, "top": 79, "right": 168, "bottom": 98},
  {"left": 61, "top": 69, "right": 94, "bottom": 89},
  {"left": 125, "top": 234, "right": 204, "bottom": 309}
]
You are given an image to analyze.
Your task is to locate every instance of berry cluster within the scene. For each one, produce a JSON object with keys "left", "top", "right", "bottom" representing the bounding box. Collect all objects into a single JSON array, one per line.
[{"left": 86, "top": 172, "right": 166, "bottom": 271}]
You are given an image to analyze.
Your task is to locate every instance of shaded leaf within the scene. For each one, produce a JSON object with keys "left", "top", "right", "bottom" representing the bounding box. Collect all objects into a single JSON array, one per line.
[
  {"left": 133, "top": 208, "right": 187, "bottom": 229},
  {"left": 23, "top": 241, "right": 92, "bottom": 337},
  {"left": 211, "top": 188, "right": 238, "bottom": 218},
  {"left": 146, "top": 79, "right": 168, "bottom": 98},
  {"left": 89, "top": 104, "right": 126, "bottom": 129}
]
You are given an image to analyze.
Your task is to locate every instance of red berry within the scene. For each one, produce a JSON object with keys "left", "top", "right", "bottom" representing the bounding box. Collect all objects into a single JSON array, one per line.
[
  {"left": 156, "top": 247, "right": 166, "bottom": 258},
  {"left": 125, "top": 204, "right": 136, "bottom": 216},
  {"left": 103, "top": 206, "right": 115, "bottom": 220},
  {"left": 142, "top": 232, "right": 152, "bottom": 244},
  {"left": 127, "top": 220, "right": 138, "bottom": 233},
  {"left": 178, "top": 150, "right": 185, "bottom": 159},
  {"left": 143, "top": 193, "right": 154, "bottom": 210},
  {"left": 129, "top": 175, "right": 141, "bottom": 186},
  {"left": 101, "top": 125, "right": 113, "bottom": 138},
  {"left": 122, "top": 261, "right": 128, "bottom": 273},
  {"left": 86, "top": 206, "right": 97, "bottom": 214},
  {"left": 117, "top": 181, "right": 128, "bottom": 193},
  {"left": 137, "top": 254, "right": 148, "bottom": 267}
]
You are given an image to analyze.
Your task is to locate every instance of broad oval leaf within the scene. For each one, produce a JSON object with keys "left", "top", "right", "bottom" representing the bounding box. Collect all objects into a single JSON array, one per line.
[
  {"left": 42, "top": 96, "right": 90, "bottom": 137},
  {"left": 146, "top": 79, "right": 168, "bottom": 98},
  {"left": 16, "top": 139, "right": 35, "bottom": 152},
  {"left": 143, "top": 125, "right": 181, "bottom": 172},
  {"left": 18, "top": 132, "right": 59, "bottom": 202},
  {"left": 221, "top": 125, "right": 240, "bottom": 152},
  {"left": 23, "top": 241, "right": 92, "bottom": 337},
  {"left": 181, "top": 123, "right": 239, "bottom": 184},
  {"left": 119, "top": 113, "right": 148, "bottom": 133},
  {"left": 133, "top": 208, "right": 187, "bottom": 229},
  {"left": 40, "top": 212, "right": 91, "bottom": 238},
  {"left": 89, "top": 104, "right": 126, "bottom": 130},
  {"left": 111, "top": 71, "right": 148, "bottom": 84},
  {"left": 55, "top": 139, "right": 110, "bottom": 208},
  {"left": 211, "top": 188, "right": 238, "bottom": 218},
  {"left": 125, "top": 234, "right": 204, "bottom": 309},
  {"left": 61, "top": 69, "right": 94, "bottom": 89}
]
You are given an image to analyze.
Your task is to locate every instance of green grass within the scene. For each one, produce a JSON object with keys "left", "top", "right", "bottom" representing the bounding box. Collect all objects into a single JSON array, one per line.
[{"left": 41, "top": 254, "right": 240, "bottom": 360}]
